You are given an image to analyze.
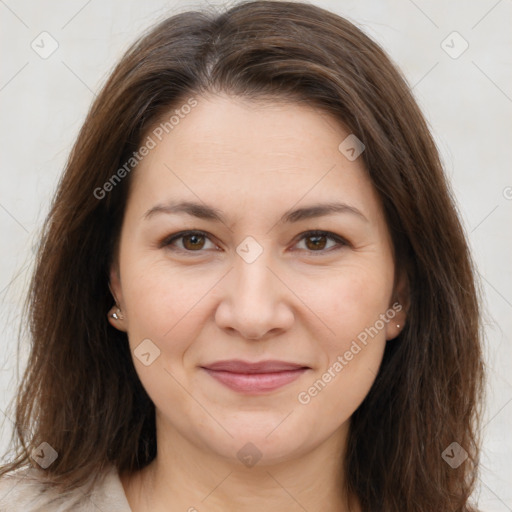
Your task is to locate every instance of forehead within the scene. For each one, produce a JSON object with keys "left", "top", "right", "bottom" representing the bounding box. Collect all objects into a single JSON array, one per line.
[{"left": 129, "top": 94, "right": 381, "bottom": 221}]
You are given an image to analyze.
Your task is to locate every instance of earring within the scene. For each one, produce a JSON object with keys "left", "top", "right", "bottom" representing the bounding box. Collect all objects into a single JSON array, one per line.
[
  {"left": 108, "top": 282, "right": 124, "bottom": 321},
  {"left": 110, "top": 307, "right": 124, "bottom": 321},
  {"left": 396, "top": 324, "right": 401, "bottom": 329}
]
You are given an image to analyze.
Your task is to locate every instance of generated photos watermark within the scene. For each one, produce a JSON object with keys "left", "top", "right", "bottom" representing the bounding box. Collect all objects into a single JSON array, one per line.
[{"left": 297, "top": 302, "right": 402, "bottom": 405}]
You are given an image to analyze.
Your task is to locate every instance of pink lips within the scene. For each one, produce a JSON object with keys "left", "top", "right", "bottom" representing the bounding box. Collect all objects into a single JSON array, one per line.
[{"left": 201, "top": 359, "right": 309, "bottom": 394}]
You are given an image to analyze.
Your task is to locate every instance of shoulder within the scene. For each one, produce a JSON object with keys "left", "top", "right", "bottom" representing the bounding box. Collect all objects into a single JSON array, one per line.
[{"left": 0, "top": 464, "right": 132, "bottom": 511}]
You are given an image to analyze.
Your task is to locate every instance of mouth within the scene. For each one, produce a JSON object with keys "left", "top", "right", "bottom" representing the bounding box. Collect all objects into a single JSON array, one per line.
[{"left": 200, "top": 359, "right": 310, "bottom": 394}]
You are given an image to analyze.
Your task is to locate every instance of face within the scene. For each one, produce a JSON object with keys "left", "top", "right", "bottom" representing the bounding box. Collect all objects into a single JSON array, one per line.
[{"left": 109, "top": 93, "right": 407, "bottom": 466}]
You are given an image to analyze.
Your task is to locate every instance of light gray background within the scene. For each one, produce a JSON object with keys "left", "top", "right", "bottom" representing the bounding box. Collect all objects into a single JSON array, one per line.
[{"left": 1, "top": 0, "right": 511, "bottom": 509}]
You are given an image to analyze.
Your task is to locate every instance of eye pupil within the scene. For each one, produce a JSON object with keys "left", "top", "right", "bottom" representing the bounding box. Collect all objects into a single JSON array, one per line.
[
  {"left": 183, "top": 233, "right": 205, "bottom": 250},
  {"left": 306, "top": 235, "right": 327, "bottom": 251}
]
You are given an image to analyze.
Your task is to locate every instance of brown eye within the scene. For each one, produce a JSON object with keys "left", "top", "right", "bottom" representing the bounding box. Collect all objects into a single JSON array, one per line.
[
  {"left": 295, "top": 230, "right": 347, "bottom": 253},
  {"left": 182, "top": 233, "right": 206, "bottom": 250},
  {"left": 162, "top": 231, "right": 216, "bottom": 252},
  {"left": 162, "top": 229, "right": 347, "bottom": 256},
  {"left": 304, "top": 234, "right": 328, "bottom": 251}
]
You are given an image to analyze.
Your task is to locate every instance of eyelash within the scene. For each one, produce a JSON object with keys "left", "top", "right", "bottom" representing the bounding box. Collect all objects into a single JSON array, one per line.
[{"left": 160, "top": 229, "right": 349, "bottom": 256}]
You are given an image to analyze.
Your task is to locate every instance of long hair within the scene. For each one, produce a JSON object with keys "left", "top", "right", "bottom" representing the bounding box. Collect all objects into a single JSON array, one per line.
[{"left": 0, "top": 2, "right": 485, "bottom": 511}]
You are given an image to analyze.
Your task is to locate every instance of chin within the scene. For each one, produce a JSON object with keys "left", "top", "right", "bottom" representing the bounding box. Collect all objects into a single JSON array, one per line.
[{"left": 197, "top": 415, "right": 315, "bottom": 466}]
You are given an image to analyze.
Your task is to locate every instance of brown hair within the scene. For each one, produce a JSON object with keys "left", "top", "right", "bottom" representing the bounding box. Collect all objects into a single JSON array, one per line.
[{"left": 0, "top": 1, "right": 485, "bottom": 510}]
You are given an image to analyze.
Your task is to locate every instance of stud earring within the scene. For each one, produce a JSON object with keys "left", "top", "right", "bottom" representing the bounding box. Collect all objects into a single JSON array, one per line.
[
  {"left": 396, "top": 324, "right": 401, "bottom": 329},
  {"left": 108, "top": 282, "right": 124, "bottom": 321},
  {"left": 110, "top": 308, "right": 124, "bottom": 321}
]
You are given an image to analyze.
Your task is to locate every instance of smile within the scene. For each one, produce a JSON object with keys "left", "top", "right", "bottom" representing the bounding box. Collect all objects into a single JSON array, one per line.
[
  {"left": 202, "top": 368, "right": 308, "bottom": 394},
  {"left": 200, "top": 359, "right": 310, "bottom": 394}
]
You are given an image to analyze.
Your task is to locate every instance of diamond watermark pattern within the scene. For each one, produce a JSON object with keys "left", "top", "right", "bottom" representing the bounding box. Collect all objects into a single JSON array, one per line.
[
  {"left": 134, "top": 338, "right": 161, "bottom": 366},
  {"left": 237, "top": 442, "right": 262, "bottom": 468},
  {"left": 338, "top": 134, "right": 365, "bottom": 161},
  {"left": 441, "top": 31, "right": 469, "bottom": 59},
  {"left": 31, "top": 442, "right": 58, "bottom": 469},
  {"left": 236, "top": 236, "right": 263, "bottom": 264},
  {"left": 441, "top": 441, "right": 468, "bottom": 468},
  {"left": 31, "top": 31, "right": 59, "bottom": 59}
]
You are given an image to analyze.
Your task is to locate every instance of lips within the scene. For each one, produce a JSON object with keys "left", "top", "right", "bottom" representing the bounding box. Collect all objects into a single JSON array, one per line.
[
  {"left": 200, "top": 359, "right": 310, "bottom": 394},
  {"left": 203, "top": 359, "right": 308, "bottom": 373}
]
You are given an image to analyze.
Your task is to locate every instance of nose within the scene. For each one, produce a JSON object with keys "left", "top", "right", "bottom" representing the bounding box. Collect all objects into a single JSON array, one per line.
[{"left": 214, "top": 249, "right": 294, "bottom": 341}]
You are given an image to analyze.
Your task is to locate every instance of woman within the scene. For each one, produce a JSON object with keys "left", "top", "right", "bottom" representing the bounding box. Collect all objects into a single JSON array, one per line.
[{"left": 0, "top": 1, "right": 485, "bottom": 511}]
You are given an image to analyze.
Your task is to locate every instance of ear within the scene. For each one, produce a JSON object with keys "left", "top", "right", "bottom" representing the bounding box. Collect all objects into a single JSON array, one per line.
[
  {"left": 107, "top": 264, "right": 127, "bottom": 332},
  {"left": 385, "top": 267, "right": 409, "bottom": 341}
]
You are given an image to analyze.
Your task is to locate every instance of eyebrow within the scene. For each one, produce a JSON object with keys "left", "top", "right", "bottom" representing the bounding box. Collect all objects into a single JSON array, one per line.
[{"left": 143, "top": 200, "right": 368, "bottom": 224}]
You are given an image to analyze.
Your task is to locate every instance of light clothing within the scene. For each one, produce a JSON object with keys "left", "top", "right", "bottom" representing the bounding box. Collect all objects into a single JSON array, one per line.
[{"left": 0, "top": 464, "right": 132, "bottom": 511}]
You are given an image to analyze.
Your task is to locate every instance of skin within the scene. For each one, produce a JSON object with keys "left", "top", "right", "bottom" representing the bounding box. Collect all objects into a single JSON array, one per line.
[{"left": 109, "top": 93, "right": 408, "bottom": 512}]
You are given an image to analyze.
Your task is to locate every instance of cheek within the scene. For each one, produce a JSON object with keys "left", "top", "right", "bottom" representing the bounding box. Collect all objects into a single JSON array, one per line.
[
  {"left": 122, "top": 237, "right": 204, "bottom": 308},
  {"left": 295, "top": 264, "right": 393, "bottom": 418},
  {"left": 119, "top": 261, "right": 209, "bottom": 414},
  {"left": 120, "top": 255, "right": 212, "bottom": 357},
  {"left": 296, "top": 342, "right": 385, "bottom": 428},
  {"left": 308, "top": 262, "right": 393, "bottom": 344},
  {"left": 294, "top": 268, "right": 392, "bottom": 418}
]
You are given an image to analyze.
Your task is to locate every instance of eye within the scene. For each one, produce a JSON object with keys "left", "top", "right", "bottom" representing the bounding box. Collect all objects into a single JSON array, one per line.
[
  {"left": 161, "top": 230, "right": 217, "bottom": 252},
  {"left": 292, "top": 230, "right": 348, "bottom": 254},
  {"left": 161, "top": 229, "right": 348, "bottom": 255}
]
